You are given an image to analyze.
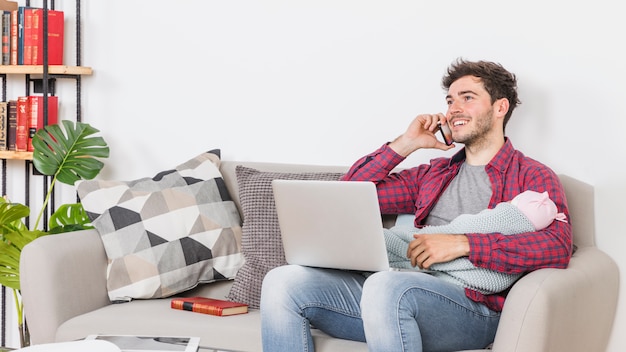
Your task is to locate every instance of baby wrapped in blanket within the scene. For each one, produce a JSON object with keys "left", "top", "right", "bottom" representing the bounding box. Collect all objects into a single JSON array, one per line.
[{"left": 385, "top": 190, "right": 567, "bottom": 294}]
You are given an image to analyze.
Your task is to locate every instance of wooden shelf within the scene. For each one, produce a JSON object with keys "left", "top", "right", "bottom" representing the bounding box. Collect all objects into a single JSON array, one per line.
[
  {"left": 0, "top": 65, "right": 92, "bottom": 75},
  {"left": 0, "top": 151, "right": 33, "bottom": 160}
]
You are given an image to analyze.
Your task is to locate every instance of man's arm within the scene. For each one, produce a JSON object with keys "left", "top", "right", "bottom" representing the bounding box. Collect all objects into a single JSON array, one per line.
[
  {"left": 341, "top": 114, "right": 455, "bottom": 215},
  {"left": 407, "top": 202, "right": 538, "bottom": 269},
  {"left": 407, "top": 166, "right": 572, "bottom": 272},
  {"left": 467, "top": 168, "right": 573, "bottom": 273}
]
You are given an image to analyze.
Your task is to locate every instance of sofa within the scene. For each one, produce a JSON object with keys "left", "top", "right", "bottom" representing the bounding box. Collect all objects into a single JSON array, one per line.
[{"left": 20, "top": 159, "right": 619, "bottom": 352}]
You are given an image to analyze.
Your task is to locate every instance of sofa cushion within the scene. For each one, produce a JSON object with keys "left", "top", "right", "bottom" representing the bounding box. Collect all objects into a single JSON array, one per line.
[
  {"left": 76, "top": 150, "right": 244, "bottom": 301},
  {"left": 227, "top": 166, "right": 344, "bottom": 308}
]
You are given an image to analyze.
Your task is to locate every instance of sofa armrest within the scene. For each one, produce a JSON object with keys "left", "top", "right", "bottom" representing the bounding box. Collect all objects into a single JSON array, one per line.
[
  {"left": 20, "top": 229, "right": 111, "bottom": 344},
  {"left": 491, "top": 246, "right": 619, "bottom": 352}
]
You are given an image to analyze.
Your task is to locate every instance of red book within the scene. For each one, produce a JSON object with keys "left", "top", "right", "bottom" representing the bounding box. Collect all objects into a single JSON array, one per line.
[
  {"left": 9, "top": 9, "right": 16, "bottom": 65},
  {"left": 15, "top": 96, "right": 29, "bottom": 152},
  {"left": 27, "top": 95, "right": 58, "bottom": 151},
  {"left": 31, "top": 8, "right": 63, "bottom": 65},
  {"left": 22, "top": 7, "right": 32, "bottom": 65},
  {"left": 171, "top": 296, "right": 248, "bottom": 316}
]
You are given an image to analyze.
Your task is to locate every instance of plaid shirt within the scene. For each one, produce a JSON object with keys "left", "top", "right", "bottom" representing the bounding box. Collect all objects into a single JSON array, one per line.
[{"left": 341, "top": 138, "right": 573, "bottom": 311}]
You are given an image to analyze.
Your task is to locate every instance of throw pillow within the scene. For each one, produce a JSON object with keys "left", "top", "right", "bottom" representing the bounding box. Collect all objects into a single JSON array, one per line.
[
  {"left": 227, "top": 166, "right": 345, "bottom": 309},
  {"left": 76, "top": 149, "right": 244, "bottom": 301}
]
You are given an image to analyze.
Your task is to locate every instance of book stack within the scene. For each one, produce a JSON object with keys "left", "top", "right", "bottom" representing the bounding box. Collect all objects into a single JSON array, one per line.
[
  {"left": 0, "top": 6, "right": 64, "bottom": 66},
  {"left": 0, "top": 95, "right": 58, "bottom": 152}
]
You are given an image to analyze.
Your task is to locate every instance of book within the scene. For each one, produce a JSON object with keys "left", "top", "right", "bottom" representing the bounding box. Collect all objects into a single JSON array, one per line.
[
  {"left": 15, "top": 96, "right": 29, "bottom": 151},
  {"left": 1, "top": 11, "right": 10, "bottom": 65},
  {"left": 27, "top": 95, "right": 58, "bottom": 151},
  {"left": 22, "top": 6, "right": 32, "bottom": 65},
  {"left": 31, "top": 8, "right": 64, "bottom": 65},
  {"left": 171, "top": 296, "right": 249, "bottom": 316},
  {"left": 85, "top": 335, "right": 200, "bottom": 352},
  {"left": 9, "top": 8, "right": 15, "bottom": 64},
  {"left": 16, "top": 6, "right": 27, "bottom": 65},
  {"left": 7, "top": 99, "right": 16, "bottom": 150},
  {"left": 0, "top": 101, "right": 7, "bottom": 151}
]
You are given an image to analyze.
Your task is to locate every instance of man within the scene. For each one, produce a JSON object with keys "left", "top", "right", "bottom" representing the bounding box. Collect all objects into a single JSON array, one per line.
[{"left": 260, "top": 58, "right": 572, "bottom": 351}]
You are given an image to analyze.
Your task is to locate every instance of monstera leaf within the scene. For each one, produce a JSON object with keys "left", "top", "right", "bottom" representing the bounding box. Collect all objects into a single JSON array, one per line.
[
  {"left": 30, "top": 120, "right": 109, "bottom": 230},
  {"left": 48, "top": 203, "right": 94, "bottom": 234},
  {"left": 32, "top": 120, "right": 110, "bottom": 185}
]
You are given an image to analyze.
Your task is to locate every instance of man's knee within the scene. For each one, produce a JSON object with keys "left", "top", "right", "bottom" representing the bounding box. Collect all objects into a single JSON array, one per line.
[
  {"left": 263, "top": 265, "right": 306, "bottom": 298},
  {"left": 361, "top": 271, "right": 436, "bottom": 312}
]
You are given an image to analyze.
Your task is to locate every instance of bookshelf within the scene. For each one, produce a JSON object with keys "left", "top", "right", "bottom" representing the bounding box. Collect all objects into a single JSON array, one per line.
[
  {"left": 0, "top": 65, "right": 92, "bottom": 75},
  {"left": 0, "top": 0, "right": 93, "bottom": 160},
  {"left": 0, "top": 0, "right": 92, "bottom": 347},
  {"left": 0, "top": 64, "right": 93, "bottom": 161}
]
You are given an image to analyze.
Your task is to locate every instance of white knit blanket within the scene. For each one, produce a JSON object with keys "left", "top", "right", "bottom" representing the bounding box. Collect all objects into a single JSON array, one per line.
[{"left": 385, "top": 202, "right": 535, "bottom": 294}]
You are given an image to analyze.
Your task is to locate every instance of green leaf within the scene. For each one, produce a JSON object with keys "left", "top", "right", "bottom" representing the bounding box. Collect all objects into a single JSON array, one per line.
[
  {"left": 48, "top": 203, "right": 94, "bottom": 233},
  {"left": 0, "top": 201, "right": 29, "bottom": 236},
  {"left": 31, "top": 120, "right": 110, "bottom": 186},
  {"left": 0, "top": 229, "right": 48, "bottom": 290}
]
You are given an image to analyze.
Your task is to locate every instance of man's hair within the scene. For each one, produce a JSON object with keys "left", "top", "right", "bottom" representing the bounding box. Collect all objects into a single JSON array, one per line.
[{"left": 442, "top": 58, "right": 521, "bottom": 131}]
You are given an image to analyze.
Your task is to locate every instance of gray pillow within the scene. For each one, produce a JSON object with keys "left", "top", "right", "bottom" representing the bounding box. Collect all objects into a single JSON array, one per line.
[{"left": 227, "top": 166, "right": 344, "bottom": 308}]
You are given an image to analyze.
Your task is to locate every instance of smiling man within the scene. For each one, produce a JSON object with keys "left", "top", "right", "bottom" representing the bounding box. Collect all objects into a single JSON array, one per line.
[{"left": 260, "top": 59, "right": 573, "bottom": 352}]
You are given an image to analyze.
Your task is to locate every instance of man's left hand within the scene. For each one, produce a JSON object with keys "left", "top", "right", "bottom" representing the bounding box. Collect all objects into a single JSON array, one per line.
[{"left": 407, "top": 233, "right": 471, "bottom": 269}]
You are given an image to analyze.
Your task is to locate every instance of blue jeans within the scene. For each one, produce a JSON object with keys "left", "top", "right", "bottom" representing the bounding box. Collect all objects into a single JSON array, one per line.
[{"left": 260, "top": 265, "right": 500, "bottom": 352}]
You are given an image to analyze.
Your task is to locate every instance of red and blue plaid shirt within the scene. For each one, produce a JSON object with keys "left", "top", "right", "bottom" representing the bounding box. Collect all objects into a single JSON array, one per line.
[{"left": 341, "top": 138, "right": 573, "bottom": 311}]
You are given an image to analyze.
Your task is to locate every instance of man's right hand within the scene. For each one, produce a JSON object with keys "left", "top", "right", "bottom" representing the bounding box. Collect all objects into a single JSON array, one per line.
[{"left": 389, "top": 114, "right": 455, "bottom": 157}]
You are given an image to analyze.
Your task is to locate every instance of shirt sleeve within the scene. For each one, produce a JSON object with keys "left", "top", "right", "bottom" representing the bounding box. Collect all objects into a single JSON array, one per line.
[
  {"left": 341, "top": 143, "right": 424, "bottom": 215},
  {"left": 341, "top": 143, "right": 404, "bottom": 181}
]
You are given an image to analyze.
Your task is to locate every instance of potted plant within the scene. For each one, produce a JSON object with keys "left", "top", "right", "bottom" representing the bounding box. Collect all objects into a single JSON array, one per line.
[{"left": 0, "top": 120, "right": 109, "bottom": 348}]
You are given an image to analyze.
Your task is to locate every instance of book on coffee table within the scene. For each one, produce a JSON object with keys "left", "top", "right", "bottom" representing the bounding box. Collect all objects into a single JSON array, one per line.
[{"left": 85, "top": 335, "right": 200, "bottom": 352}]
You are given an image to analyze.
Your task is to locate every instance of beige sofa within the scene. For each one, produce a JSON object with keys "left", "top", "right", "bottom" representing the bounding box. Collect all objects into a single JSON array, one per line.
[{"left": 20, "top": 160, "right": 619, "bottom": 352}]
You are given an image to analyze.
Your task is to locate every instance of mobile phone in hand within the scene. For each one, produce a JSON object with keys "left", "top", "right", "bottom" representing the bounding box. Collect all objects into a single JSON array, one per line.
[{"left": 439, "top": 122, "right": 453, "bottom": 146}]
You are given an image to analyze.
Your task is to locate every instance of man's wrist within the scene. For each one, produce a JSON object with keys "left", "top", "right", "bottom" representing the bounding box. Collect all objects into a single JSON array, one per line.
[
  {"left": 456, "top": 234, "right": 471, "bottom": 257},
  {"left": 389, "top": 135, "right": 417, "bottom": 157}
]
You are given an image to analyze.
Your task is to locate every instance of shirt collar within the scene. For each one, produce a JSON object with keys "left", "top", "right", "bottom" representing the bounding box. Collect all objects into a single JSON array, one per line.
[
  {"left": 447, "top": 137, "right": 515, "bottom": 173},
  {"left": 487, "top": 137, "right": 515, "bottom": 173}
]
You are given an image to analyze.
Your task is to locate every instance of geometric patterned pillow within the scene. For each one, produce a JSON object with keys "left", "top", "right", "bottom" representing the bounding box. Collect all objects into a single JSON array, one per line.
[
  {"left": 75, "top": 149, "right": 244, "bottom": 302},
  {"left": 226, "top": 166, "right": 344, "bottom": 309}
]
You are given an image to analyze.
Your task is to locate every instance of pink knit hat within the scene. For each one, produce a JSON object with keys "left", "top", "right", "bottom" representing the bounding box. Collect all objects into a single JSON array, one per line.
[{"left": 511, "top": 190, "right": 568, "bottom": 230}]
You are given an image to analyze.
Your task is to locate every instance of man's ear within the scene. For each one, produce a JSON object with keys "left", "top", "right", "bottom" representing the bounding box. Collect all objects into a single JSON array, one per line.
[{"left": 495, "top": 98, "right": 509, "bottom": 119}]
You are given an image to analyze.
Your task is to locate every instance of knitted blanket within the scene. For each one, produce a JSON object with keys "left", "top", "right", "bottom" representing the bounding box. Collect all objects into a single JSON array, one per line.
[{"left": 385, "top": 202, "right": 535, "bottom": 294}]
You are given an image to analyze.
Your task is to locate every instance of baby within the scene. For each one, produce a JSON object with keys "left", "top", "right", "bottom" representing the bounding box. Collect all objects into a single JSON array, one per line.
[{"left": 385, "top": 190, "right": 567, "bottom": 294}]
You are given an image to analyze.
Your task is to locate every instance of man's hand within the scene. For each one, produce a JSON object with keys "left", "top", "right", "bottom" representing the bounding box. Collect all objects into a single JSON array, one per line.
[
  {"left": 389, "top": 114, "right": 455, "bottom": 157},
  {"left": 407, "top": 233, "right": 470, "bottom": 269}
]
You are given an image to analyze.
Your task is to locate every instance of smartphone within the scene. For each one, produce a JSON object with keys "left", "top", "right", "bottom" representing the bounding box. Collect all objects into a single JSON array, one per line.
[{"left": 438, "top": 122, "right": 453, "bottom": 146}]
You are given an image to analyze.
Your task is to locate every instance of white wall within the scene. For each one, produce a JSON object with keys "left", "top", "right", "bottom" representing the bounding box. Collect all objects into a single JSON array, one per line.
[{"left": 6, "top": 0, "right": 626, "bottom": 350}]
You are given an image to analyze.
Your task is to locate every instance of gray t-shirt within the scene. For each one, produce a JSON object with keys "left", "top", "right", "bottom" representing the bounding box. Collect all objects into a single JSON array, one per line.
[{"left": 425, "top": 163, "right": 491, "bottom": 226}]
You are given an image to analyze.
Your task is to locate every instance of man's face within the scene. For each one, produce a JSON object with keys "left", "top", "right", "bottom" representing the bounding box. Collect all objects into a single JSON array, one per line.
[{"left": 445, "top": 75, "right": 496, "bottom": 147}]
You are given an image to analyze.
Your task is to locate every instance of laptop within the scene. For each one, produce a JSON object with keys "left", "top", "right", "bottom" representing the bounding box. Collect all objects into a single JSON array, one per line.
[{"left": 272, "top": 179, "right": 390, "bottom": 272}]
